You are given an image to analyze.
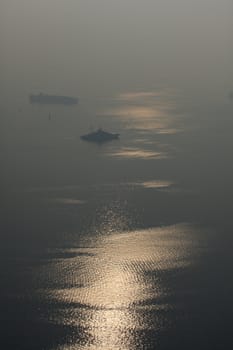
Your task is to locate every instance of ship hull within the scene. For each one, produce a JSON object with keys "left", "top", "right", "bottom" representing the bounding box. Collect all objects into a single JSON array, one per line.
[{"left": 29, "top": 94, "right": 78, "bottom": 105}]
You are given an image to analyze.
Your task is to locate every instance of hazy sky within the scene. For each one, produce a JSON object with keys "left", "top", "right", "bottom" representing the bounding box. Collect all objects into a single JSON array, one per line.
[{"left": 1, "top": 0, "right": 233, "bottom": 98}]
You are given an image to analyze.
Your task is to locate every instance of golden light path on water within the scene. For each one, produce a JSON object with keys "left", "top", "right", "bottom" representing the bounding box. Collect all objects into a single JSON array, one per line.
[
  {"left": 100, "top": 89, "right": 183, "bottom": 134},
  {"left": 96, "top": 88, "right": 184, "bottom": 161},
  {"left": 39, "top": 223, "right": 201, "bottom": 350},
  {"left": 108, "top": 147, "right": 166, "bottom": 160},
  {"left": 36, "top": 89, "right": 191, "bottom": 349},
  {"left": 139, "top": 180, "right": 173, "bottom": 189}
]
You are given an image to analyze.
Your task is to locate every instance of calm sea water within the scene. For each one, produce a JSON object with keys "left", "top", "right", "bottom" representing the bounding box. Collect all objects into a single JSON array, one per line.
[{"left": 1, "top": 87, "right": 233, "bottom": 349}]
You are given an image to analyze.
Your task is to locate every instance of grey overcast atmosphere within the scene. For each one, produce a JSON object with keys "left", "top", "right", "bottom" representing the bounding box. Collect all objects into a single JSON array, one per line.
[{"left": 1, "top": 1, "right": 233, "bottom": 349}]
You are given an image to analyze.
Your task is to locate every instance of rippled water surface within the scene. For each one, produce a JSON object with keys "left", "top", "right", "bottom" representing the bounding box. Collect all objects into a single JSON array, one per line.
[
  {"left": 1, "top": 85, "right": 233, "bottom": 349},
  {"left": 34, "top": 223, "right": 206, "bottom": 350}
]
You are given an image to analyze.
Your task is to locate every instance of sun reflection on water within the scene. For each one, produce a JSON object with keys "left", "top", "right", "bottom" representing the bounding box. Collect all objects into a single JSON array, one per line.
[
  {"left": 40, "top": 218, "right": 201, "bottom": 350},
  {"left": 100, "top": 89, "right": 183, "bottom": 134},
  {"left": 35, "top": 87, "right": 193, "bottom": 348},
  {"left": 108, "top": 147, "right": 166, "bottom": 159},
  {"left": 95, "top": 88, "right": 184, "bottom": 162}
]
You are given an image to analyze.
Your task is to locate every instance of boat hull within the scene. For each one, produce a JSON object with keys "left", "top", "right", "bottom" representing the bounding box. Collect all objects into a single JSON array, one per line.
[{"left": 80, "top": 129, "right": 120, "bottom": 143}]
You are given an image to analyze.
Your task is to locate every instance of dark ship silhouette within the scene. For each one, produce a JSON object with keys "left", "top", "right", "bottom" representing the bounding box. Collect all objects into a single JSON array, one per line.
[
  {"left": 29, "top": 93, "right": 78, "bottom": 105},
  {"left": 81, "top": 128, "right": 120, "bottom": 143}
]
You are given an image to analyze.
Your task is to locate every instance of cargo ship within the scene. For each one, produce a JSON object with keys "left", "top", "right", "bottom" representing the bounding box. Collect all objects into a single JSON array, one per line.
[{"left": 29, "top": 93, "right": 78, "bottom": 105}]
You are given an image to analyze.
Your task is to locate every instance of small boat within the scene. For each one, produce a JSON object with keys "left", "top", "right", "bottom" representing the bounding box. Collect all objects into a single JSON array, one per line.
[{"left": 80, "top": 128, "right": 120, "bottom": 143}]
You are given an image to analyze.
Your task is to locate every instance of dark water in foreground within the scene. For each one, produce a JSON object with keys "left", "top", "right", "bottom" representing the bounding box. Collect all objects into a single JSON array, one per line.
[{"left": 1, "top": 89, "right": 233, "bottom": 349}]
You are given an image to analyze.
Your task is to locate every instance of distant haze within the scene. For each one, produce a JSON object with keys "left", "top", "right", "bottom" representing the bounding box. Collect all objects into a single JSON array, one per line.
[
  {"left": 1, "top": 0, "right": 232, "bottom": 99},
  {"left": 1, "top": 2, "right": 233, "bottom": 349}
]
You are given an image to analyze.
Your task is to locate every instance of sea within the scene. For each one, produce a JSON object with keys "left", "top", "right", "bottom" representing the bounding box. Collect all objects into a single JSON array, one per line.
[{"left": 1, "top": 86, "right": 233, "bottom": 349}]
